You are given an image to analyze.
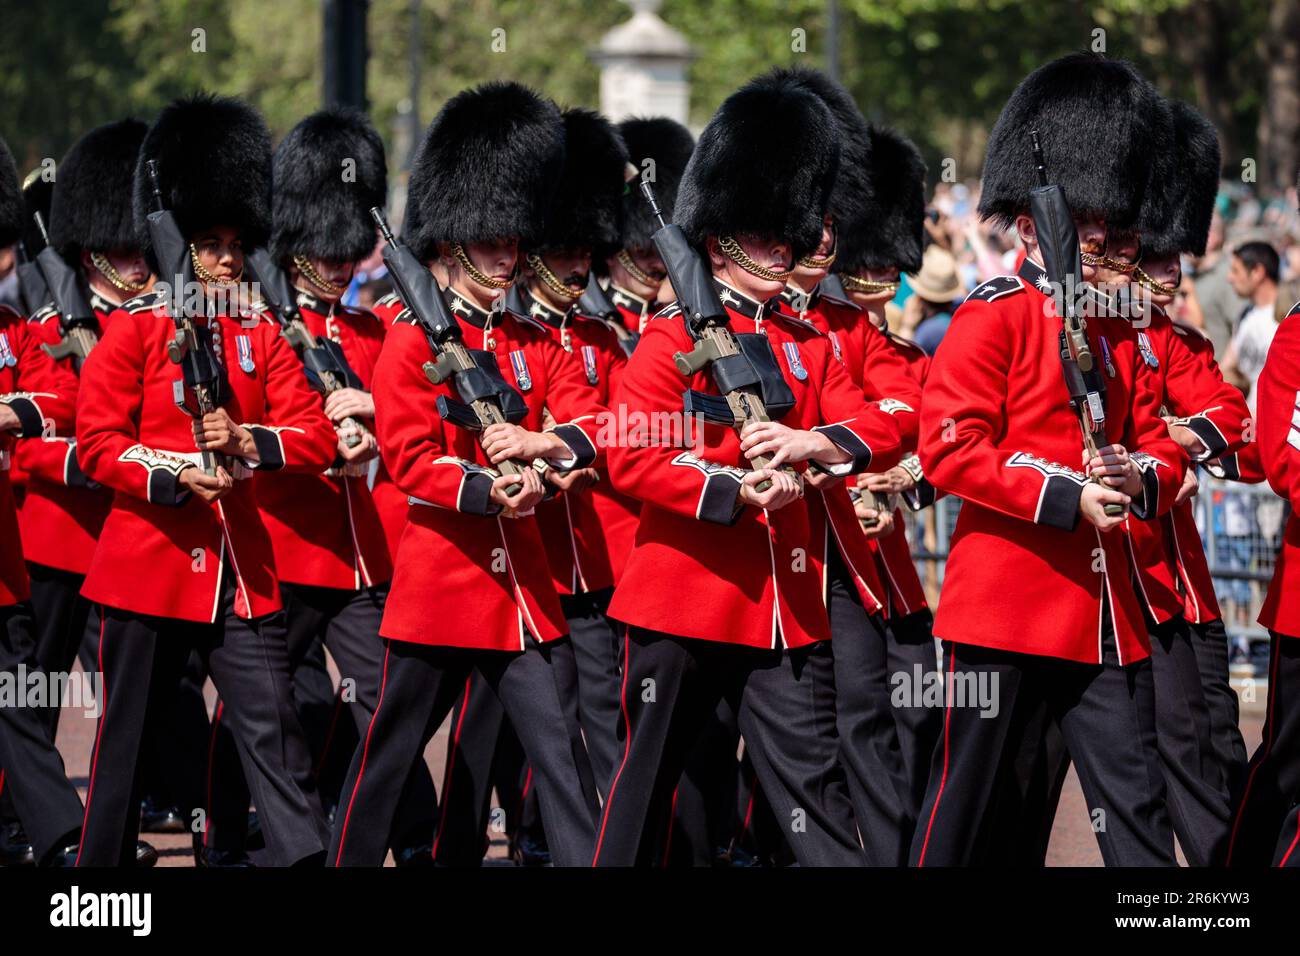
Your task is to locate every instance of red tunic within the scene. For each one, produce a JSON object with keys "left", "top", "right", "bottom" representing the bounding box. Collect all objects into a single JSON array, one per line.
[
  {"left": 919, "top": 261, "right": 1187, "bottom": 664},
  {"left": 606, "top": 282, "right": 657, "bottom": 336},
  {"left": 1122, "top": 313, "right": 1252, "bottom": 625},
  {"left": 76, "top": 291, "right": 337, "bottom": 622},
  {"left": 1, "top": 306, "right": 78, "bottom": 605},
  {"left": 373, "top": 289, "right": 607, "bottom": 650},
  {"left": 606, "top": 279, "right": 903, "bottom": 649},
  {"left": 510, "top": 286, "right": 640, "bottom": 593},
  {"left": 1255, "top": 304, "right": 1300, "bottom": 637},
  {"left": 12, "top": 295, "right": 116, "bottom": 575},
  {"left": 253, "top": 291, "right": 392, "bottom": 590}
]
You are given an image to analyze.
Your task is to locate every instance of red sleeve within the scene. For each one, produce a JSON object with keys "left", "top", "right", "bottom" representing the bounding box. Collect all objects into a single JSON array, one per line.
[
  {"left": 810, "top": 338, "right": 903, "bottom": 475},
  {"left": 1162, "top": 323, "right": 1253, "bottom": 471},
  {"left": 372, "top": 321, "right": 503, "bottom": 517},
  {"left": 7, "top": 317, "right": 88, "bottom": 486},
  {"left": 1253, "top": 315, "right": 1300, "bottom": 509},
  {"left": 860, "top": 326, "right": 922, "bottom": 451},
  {"left": 2, "top": 318, "right": 76, "bottom": 440},
  {"left": 1122, "top": 345, "right": 1189, "bottom": 521},
  {"left": 536, "top": 333, "right": 608, "bottom": 471},
  {"left": 240, "top": 321, "right": 336, "bottom": 473},
  {"left": 76, "top": 311, "right": 190, "bottom": 504}
]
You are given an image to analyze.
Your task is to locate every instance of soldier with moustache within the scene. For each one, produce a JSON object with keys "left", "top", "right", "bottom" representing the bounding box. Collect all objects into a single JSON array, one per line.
[
  {"left": 0, "top": 137, "right": 101, "bottom": 868},
  {"left": 1224, "top": 194, "right": 1300, "bottom": 867},
  {"left": 198, "top": 108, "right": 439, "bottom": 865},
  {"left": 910, "top": 54, "right": 1189, "bottom": 867},
  {"left": 603, "top": 118, "right": 696, "bottom": 344},
  {"left": 328, "top": 82, "right": 605, "bottom": 867},
  {"left": 594, "top": 72, "right": 907, "bottom": 867},
  {"left": 73, "top": 94, "right": 338, "bottom": 866}
]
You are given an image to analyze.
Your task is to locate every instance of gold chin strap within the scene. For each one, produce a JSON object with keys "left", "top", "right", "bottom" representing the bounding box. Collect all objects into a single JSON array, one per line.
[
  {"left": 718, "top": 235, "right": 792, "bottom": 283},
  {"left": 616, "top": 249, "right": 656, "bottom": 288},
  {"left": 1081, "top": 251, "right": 1138, "bottom": 275},
  {"left": 293, "top": 254, "right": 347, "bottom": 297},
  {"left": 452, "top": 243, "right": 512, "bottom": 289},
  {"left": 190, "top": 243, "right": 242, "bottom": 286},
  {"left": 797, "top": 250, "right": 837, "bottom": 270},
  {"left": 526, "top": 253, "right": 582, "bottom": 301},
  {"left": 90, "top": 252, "right": 148, "bottom": 294},
  {"left": 840, "top": 272, "right": 899, "bottom": 295},
  {"left": 1132, "top": 264, "right": 1178, "bottom": 297}
]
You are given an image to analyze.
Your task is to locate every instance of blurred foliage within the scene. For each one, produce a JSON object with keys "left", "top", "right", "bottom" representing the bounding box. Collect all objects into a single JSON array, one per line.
[{"left": 0, "top": 0, "right": 1285, "bottom": 188}]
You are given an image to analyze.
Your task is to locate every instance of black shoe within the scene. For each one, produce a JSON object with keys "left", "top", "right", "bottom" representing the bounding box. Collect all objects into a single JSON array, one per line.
[
  {"left": 136, "top": 841, "right": 159, "bottom": 867},
  {"left": 393, "top": 843, "right": 435, "bottom": 867},
  {"left": 197, "top": 847, "right": 255, "bottom": 868},
  {"left": 140, "top": 798, "right": 187, "bottom": 834},
  {"left": 0, "top": 821, "right": 35, "bottom": 867},
  {"left": 39, "top": 842, "right": 80, "bottom": 867},
  {"left": 509, "top": 834, "right": 551, "bottom": 867}
]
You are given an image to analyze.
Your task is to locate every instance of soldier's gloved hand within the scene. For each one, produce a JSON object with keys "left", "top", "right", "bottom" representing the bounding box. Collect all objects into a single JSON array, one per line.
[
  {"left": 739, "top": 467, "right": 802, "bottom": 511},
  {"left": 194, "top": 408, "right": 257, "bottom": 459},
  {"left": 861, "top": 466, "right": 915, "bottom": 494},
  {"left": 491, "top": 468, "right": 544, "bottom": 514},
  {"left": 802, "top": 468, "right": 839, "bottom": 490},
  {"left": 481, "top": 422, "right": 567, "bottom": 464},
  {"left": 179, "top": 464, "right": 234, "bottom": 503},
  {"left": 1165, "top": 422, "right": 1208, "bottom": 458},
  {"left": 1174, "top": 466, "right": 1200, "bottom": 505},
  {"left": 1079, "top": 482, "right": 1130, "bottom": 532},
  {"left": 855, "top": 499, "right": 895, "bottom": 539},
  {"left": 323, "top": 388, "right": 375, "bottom": 424},
  {"left": 1084, "top": 444, "right": 1142, "bottom": 497},
  {"left": 545, "top": 466, "right": 599, "bottom": 493}
]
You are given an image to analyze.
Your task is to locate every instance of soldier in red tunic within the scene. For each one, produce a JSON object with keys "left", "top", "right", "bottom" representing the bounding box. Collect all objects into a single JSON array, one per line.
[
  {"left": 594, "top": 71, "right": 906, "bottom": 867},
  {"left": 0, "top": 136, "right": 98, "bottom": 867},
  {"left": 328, "top": 82, "right": 604, "bottom": 867},
  {"left": 73, "top": 95, "right": 338, "bottom": 866},
  {"left": 909, "top": 54, "right": 1187, "bottom": 867}
]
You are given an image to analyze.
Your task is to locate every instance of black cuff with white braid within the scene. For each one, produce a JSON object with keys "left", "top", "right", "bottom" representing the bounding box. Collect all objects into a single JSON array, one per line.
[
  {"left": 1178, "top": 415, "right": 1229, "bottom": 461},
  {"left": 2, "top": 395, "right": 45, "bottom": 438},
  {"left": 898, "top": 454, "right": 934, "bottom": 511},
  {"left": 149, "top": 466, "right": 192, "bottom": 508},
  {"left": 1038, "top": 475, "right": 1085, "bottom": 531},
  {"left": 810, "top": 423, "right": 872, "bottom": 476},
  {"left": 245, "top": 425, "right": 286, "bottom": 471},
  {"left": 671, "top": 452, "right": 745, "bottom": 525},
  {"left": 1129, "top": 452, "right": 1169, "bottom": 521},
  {"left": 1205, "top": 452, "right": 1240, "bottom": 482},
  {"left": 547, "top": 423, "right": 597, "bottom": 472}
]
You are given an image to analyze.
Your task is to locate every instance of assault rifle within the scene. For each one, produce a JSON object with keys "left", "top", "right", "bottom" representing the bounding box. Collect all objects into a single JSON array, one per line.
[{"left": 32, "top": 213, "right": 99, "bottom": 367}]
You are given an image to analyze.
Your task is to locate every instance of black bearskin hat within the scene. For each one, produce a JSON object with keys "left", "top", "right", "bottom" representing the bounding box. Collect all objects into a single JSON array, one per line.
[
  {"left": 1138, "top": 99, "right": 1220, "bottom": 259},
  {"left": 617, "top": 116, "right": 694, "bottom": 251},
  {"left": 405, "top": 81, "right": 565, "bottom": 259},
  {"left": 838, "top": 124, "right": 927, "bottom": 274},
  {"left": 978, "top": 53, "right": 1171, "bottom": 233},
  {"left": 49, "top": 119, "right": 148, "bottom": 260},
  {"left": 535, "top": 107, "right": 628, "bottom": 257},
  {"left": 271, "top": 107, "right": 387, "bottom": 265},
  {"left": 673, "top": 70, "right": 841, "bottom": 261},
  {"left": 132, "top": 93, "right": 272, "bottom": 265}
]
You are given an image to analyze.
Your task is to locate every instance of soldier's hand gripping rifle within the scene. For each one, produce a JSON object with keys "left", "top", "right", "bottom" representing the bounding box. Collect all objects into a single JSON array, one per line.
[
  {"left": 370, "top": 207, "right": 529, "bottom": 487},
  {"left": 146, "top": 159, "right": 230, "bottom": 478},
  {"left": 1028, "top": 130, "right": 1124, "bottom": 517},
  {"left": 637, "top": 178, "right": 797, "bottom": 494},
  {"left": 30, "top": 213, "right": 99, "bottom": 367},
  {"left": 246, "top": 248, "right": 366, "bottom": 449}
]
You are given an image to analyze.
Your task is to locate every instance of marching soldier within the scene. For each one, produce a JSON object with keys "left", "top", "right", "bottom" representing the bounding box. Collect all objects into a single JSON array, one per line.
[
  {"left": 594, "top": 70, "right": 905, "bottom": 866},
  {"left": 604, "top": 118, "right": 695, "bottom": 340},
  {"left": 910, "top": 54, "right": 1186, "bottom": 867},
  {"left": 0, "top": 136, "right": 92, "bottom": 867},
  {"left": 328, "top": 82, "right": 603, "bottom": 867},
  {"left": 73, "top": 94, "right": 337, "bottom": 866}
]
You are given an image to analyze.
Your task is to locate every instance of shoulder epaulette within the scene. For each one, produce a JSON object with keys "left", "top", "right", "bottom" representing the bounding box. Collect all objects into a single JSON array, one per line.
[
  {"left": 1287, "top": 299, "right": 1300, "bottom": 319},
  {"left": 121, "top": 290, "right": 166, "bottom": 314},
  {"left": 374, "top": 291, "right": 402, "bottom": 310},
  {"left": 885, "top": 329, "right": 926, "bottom": 354},
  {"left": 963, "top": 275, "right": 1024, "bottom": 304},
  {"left": 651, "top": 302, "right": 682, "bottom": 322},
  {"left": 509, "top": 309, "right": 549, "bottom": 334},
  {"left": 770, "top": 309, "right": 823, "bottom": 335},
  {"left": 1171, "top": 319, "right": 1212, "bottom": 342}
]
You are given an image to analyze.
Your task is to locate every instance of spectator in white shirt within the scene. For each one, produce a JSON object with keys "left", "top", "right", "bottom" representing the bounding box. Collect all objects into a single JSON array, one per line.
[{"left": 1223, "top": 240, "right": 1280, "bottom": 411}]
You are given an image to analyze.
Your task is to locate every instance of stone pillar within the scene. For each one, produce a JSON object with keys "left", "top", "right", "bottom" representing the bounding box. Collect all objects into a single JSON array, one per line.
[{"left": 590, "top": 0, "right": 693, "bottom": 124}]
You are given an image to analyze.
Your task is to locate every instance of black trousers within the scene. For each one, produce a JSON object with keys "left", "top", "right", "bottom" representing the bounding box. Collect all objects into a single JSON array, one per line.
[
  {"left": 828, "top": 562, "right": 913, "bottom": 865},
  {"left": 665, "top": 699, "right": 741, "bottom": 866},
  {"left": 1226, "top": 631, "right": 1300, "bottom": 867},
  {"left": 564, "top": 588, "right": 625, "bottom": 799},
  {"left": 77, "top": 576, "right": 328, "bottom": 866},
  {"left": 909, "top": 638, "right": 1175, "bottom": 867},
  {"left": 592, "top": 628, "right": 865, "bottom": 867},
  {"left": 0, "top": 601, "right": 85, "bottom": 860},
  {"left": 885, "top": 609, "right": 942, "bottom": 826},
  {"left": 329, "top": 635, "right": 597, "bottom": 867},
  {"left": 988, "top": 613, "right": 1234, "bottom": 867},
  {"left": 1189, "top": 617, "right": 1248, "bottom": 801},
  {"left": 207, "top": 583, "right": 438, "bottom": 855}
]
